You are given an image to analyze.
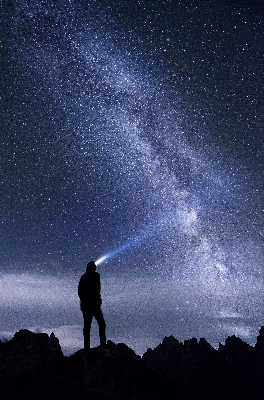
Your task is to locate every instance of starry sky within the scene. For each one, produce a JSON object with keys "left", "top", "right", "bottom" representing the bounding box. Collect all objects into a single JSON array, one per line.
[{"left": 1, "top": 0, "right": 263, "bottom": 354}]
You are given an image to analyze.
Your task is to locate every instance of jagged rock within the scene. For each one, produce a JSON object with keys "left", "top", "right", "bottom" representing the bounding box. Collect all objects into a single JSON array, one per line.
[
  {"left": 217, "top": 335, "right": 257, "bottom": 399},
  {"left": 255, "top": 326, "right": 264, "bottom": 353},
  {"left": 1, "top": 328, "right": 264, "bottom": 400},
  {"left": 218, "top": 334, "right": 255, "bottom": 372},
  {"left": 143, "top": 335, "right": 220, "bottom": 399},
  {"left": 254, "top": 327, "right": 264, "bottom": 397},
  {"left": 68, "top": 340, "right": 164, "bottom": 400},
  {"left": 0, "top": 329, "right": 63, "bottom": 376},
  {"left": 0, "top": 329, "right": 72, "bottom": 400}
]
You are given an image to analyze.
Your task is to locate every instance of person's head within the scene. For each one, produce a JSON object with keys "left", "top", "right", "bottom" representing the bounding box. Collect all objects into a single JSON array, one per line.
[{"left": 86, "top": 261, "right": 96, "bottom": 274}]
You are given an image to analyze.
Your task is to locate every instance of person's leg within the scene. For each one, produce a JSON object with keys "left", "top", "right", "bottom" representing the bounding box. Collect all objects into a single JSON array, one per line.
[
  {"left": 93, "top": 308, "right": 106, "bottom": 346},
  {"left": 83, "top": 310, "right": 93, "bottom": 349}
]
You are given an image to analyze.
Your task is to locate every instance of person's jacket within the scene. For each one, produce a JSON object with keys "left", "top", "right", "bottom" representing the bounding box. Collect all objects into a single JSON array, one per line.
[{"left": 78, "top": 271, "right": 102, "bottom": 311}]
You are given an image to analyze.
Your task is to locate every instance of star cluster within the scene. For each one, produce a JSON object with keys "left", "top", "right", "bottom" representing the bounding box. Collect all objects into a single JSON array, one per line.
[{"left": 1, "top": 0, "right": 263, "bottom": 353}]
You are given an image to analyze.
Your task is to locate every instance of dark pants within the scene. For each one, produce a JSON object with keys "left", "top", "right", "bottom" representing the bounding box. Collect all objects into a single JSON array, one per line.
[{"left": 82, "top": 307, "right": 106, "bottom": 349}]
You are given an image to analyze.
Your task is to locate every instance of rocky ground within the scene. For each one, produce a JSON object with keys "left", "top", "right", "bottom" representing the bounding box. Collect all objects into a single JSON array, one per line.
[{"left": 0, "top": 327, "right": 264, "bottom": 399}]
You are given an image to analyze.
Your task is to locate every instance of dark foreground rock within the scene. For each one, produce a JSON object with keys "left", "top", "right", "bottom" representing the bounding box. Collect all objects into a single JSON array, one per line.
[
  {"left": 0, "top": 328, "right": 264, "bottom": 400},
  {"left": 143, "top": 333, "right": 264, "bottom": 400}
]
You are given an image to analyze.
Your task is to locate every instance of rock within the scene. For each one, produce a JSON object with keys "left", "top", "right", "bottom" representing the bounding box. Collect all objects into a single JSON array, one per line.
[
  {"left": 0, "top": 329, "right": 69, "bottom": 400},
  {"left": 67, "top": 340, "right": 164, "bottom": 400},
  {"left": 255, "top": 326, "right": 264, "bottom": 353},
  {"left": 1, "top": 327, "right": 264, "bottom": 399},
  {"left": 143, "top": 335, "right": 219, "bottom": 399}
]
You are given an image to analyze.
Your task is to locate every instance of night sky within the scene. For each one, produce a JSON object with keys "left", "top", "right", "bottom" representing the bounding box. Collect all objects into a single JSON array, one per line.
[{"left": 1, "top": 0, "right": 263, "bottom": 355}]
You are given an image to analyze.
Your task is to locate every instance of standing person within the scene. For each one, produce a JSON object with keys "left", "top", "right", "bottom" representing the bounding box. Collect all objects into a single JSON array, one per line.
[{"left": 78, "top": 261, "right": 106, "bottom": 349}]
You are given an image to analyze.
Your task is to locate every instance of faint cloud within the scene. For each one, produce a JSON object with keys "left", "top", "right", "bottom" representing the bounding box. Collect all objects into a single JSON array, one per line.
[
  {"left": 218, "top": 309, "right": 241, "bottom": 319},
  {"left": 0, "top": 273, "right": 77, "bottom": 308},
  {"left": 222, "top": 323, "right": 257, "bottom": 341}
]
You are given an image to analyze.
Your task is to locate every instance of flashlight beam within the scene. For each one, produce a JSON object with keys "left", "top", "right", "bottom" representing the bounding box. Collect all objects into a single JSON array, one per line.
[
  {"left": 95, "top": 255, "right": 108, "bottom": 265},
  {"left": 95, "top": 209, "right": 179, "bottom": 266}
]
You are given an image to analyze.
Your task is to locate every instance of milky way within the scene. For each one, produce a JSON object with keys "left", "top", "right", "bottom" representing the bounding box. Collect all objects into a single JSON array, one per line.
[{"left": 1, "top": 0, "right": 263, "bottom": 353}]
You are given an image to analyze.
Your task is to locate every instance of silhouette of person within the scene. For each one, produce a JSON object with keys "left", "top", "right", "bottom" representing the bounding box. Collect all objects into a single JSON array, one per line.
[{"left": 78, "top": 261, "right": 106, "bottom": 349}]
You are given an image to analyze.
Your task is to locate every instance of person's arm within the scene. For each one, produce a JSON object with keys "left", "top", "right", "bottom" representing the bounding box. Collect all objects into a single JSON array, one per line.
[
  {"left": 98, "top": 274, "right": 101, "bottom": 292},
  {"left": 78, "top": 276, "right": 83, "bottom": 298},
  {"left": 96, "top": 273, "right": 102, "bottom": 305},
  {"left": 78, "top": 275, "right": 87, "bottom": 300}
]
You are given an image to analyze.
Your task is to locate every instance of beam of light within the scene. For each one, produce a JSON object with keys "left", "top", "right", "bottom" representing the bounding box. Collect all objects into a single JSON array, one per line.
[
  {"left": 95, "top": 219, "right": 161, "bottom": 266},
  {"left": 95, "top": 208, "right": 185, "bottom": 266},
  {"left": 95, "top": 255, "right": 108, "bottom": 265}
]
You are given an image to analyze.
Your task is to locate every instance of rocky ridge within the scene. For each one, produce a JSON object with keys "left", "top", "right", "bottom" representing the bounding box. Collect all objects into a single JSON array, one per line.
[{"left": 0, "top": 328, "right": 264, "bottom": 399}]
